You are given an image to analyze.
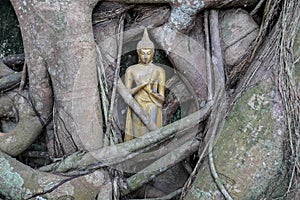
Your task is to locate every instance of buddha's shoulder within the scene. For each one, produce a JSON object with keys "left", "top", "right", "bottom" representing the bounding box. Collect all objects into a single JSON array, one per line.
[
  {"left": 150, "top": 64, "right": 165, "bottom": 72},
  {"left": 126, "top": 64, "right": 165, "bottom": 72},
  {"left": 126, "top": 64, "right": 140, "bottom": 72}
]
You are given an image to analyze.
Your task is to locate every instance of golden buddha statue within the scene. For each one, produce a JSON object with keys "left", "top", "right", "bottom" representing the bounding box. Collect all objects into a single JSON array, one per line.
[{"left": 124, "top": 29, "right": 166, "bottom": 141}]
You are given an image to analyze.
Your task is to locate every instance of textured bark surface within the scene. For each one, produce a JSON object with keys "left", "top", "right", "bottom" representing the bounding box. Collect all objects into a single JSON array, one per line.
[
  {"left": 0, "top": 61, "right": 14, "bottom": 77},
  {"left": 2, "top": 54, "right": 24, "bottom": 68},
  {"left": 186, "top": 1, "right": 300, "bottom": 198},
  {"left": 0, "top": 0, "right": 298, "bottom": 199},
  {"left": 0, "top": 91, "right": 42, "bottom": 156},
  {"left": 220, "top": 9, "right": 259, "bottom": 67},
  {"left": 39, "top": 103, "right": 211, "bottom": 173},
  {"left": 151, "top": 25, "right": 208, "bottom": 104},
  {"left": 0, "top": 72, "right": 21, "bottom": 91},
  {"left": 185, "top": 77, "right": 286, "bottom": 199},
  {"left": 10, "top": 0, "right": 103, "bottom": 157},
  {"left": 0, "top": 151, "right": 112, "bottom": 199}
]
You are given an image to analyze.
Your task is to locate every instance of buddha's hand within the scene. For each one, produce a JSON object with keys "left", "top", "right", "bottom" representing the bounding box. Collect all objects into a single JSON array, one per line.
[
  {"left": 131, "top": 82, "right": 148, "bottom": 95},
  {"left": 143, "top": 82, "right": 154, "bottom": 93},
  {"left": 149, "top": 92, "right": 164, "bottom": 106},
  {"left": 138, "top": 82, "right": 148, "bottom": 88}
]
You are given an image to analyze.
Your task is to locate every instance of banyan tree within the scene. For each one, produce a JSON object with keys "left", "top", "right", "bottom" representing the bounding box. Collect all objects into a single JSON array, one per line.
[{"left": 0, "top": 0, "right": 299, "bottom": 199}]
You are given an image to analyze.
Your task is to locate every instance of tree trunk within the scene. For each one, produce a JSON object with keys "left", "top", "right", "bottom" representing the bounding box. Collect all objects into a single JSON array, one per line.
[
  {"left": 0, "top": 0, "right": 299, "bottom": 199},
  {"left": 0, "top": 151, "right": 112, "bottom": 199},
  {"left": 10, "top": 0, "right": 104, "bottom": 157}
]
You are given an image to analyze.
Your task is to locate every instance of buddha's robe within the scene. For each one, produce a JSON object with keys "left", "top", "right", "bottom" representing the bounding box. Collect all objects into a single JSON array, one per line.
[{"left": 124, "top": 64, "right": 165, "bottom": 141}]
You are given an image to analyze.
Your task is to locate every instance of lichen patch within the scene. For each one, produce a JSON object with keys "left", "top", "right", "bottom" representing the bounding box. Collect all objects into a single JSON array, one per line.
[
  {"left": 0, "top": 157, "right": 24, "bottom": 199},
  {"left": 84, "top": 170, "right": 106, "bottom": 187}
]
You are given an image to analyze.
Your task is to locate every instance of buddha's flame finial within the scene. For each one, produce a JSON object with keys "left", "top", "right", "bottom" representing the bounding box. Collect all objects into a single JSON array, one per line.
[{"left": 137, "top": 28, "right": 154, "bottom": 50}]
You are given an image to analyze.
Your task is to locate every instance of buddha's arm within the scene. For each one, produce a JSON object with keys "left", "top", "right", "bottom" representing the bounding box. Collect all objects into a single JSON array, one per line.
[
  {"left": 158, "top": 69, "right": 166, "bottom": 98},
  {"left": 131, "top": 82, "right": 147, "bottom": 95},
  {"left": 125, "top": 68, "right": 150, "bottom": 95},
  {"left": 125, "top": 69, "right": 133, "bottom": 90},
  {"left": 156, "top": 69, "right": 166, "bottom": 103},
  {"left": 144, "top": 70, "right": 160, "bottom": 94},
  {"left": 148, "top": 69, "right": 165, "bottom": 105},
  {"left": 150, "top": 92, "right": 164, "bottom": 105}
]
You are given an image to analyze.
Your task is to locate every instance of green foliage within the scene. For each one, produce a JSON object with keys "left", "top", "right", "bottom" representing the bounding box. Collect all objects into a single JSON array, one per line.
[{"left": 0, "top": 0, "right": 23, "bottom": 58}]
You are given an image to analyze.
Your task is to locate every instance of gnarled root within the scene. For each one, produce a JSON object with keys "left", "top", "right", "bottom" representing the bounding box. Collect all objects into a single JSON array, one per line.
[
  {"left": 39, "top": 102, "right": 212, "bottom": 173},
  {"left": 0, "top": 150, "right": 112, "bottom": 199},
  {"left": 0, "top": 90, "right": 43, "bottom": 156}
]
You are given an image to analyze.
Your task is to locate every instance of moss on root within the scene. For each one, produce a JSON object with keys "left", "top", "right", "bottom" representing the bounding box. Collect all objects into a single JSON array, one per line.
[
  {"left": 0, "top": 157, "right": 24, "bottom": 199},
  {"left": 186, "top": 79, "right": 287, "bottom": 200}
]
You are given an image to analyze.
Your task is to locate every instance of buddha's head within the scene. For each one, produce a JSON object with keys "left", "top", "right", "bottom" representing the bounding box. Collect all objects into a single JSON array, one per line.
[{"left": 137, "top": 29, "right": 154, "bottom": 65}]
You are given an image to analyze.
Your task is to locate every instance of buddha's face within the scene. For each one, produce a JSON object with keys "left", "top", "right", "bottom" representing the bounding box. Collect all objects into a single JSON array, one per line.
[{"left": 138, "top": 48, "right": 154, "bottom": 65}]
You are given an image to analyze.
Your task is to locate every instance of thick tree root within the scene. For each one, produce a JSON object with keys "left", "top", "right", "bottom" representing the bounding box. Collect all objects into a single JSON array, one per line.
[
  {"left": 115, "top": 123, "right": 201, "bottom": 172},
  {"left": 2, "top": 54, "right": 24, "bottom": 68},
  {"left": 121, "top": 139, "right": 199, "bottom": 196},
  {"left": 0, "top": 91, "right": 43, "bottom": 156},
  {"left": 0, "top": 60, "right": 14, "bottom": 77},
  {"left": 0, "top": 151, "right": 112, "bottom": 199},
  {"left": 0, "top": 72, "right": 21, "bottom": 92},
  {"left": 130, "top": 188, "right": 182, "bottom": 200},
  {"left": 39, "top": 103, "right": 212, "bottom": 173}
]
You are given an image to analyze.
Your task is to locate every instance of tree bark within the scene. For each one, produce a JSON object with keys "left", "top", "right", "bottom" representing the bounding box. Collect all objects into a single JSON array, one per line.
[
  {"left": 2, "top": 54, "right": 24, "bottom": 68},
  {"left": 0, "top": 91, "right": 43, "bottom": 156},
  {"left": 10, "top": 0, "right": 104, "bottom": 157},
  {"left": 0, "top": 72, "right": 21, "bottom": 92},
  {"left": 0, "top": 150, "right": 112, "bottom": 199},
  {"left": 39, "top": 103, "right": 212, "bottom": 173},
  {"left": 1, "top": 0, "right": 299, "bottom": 199}
]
